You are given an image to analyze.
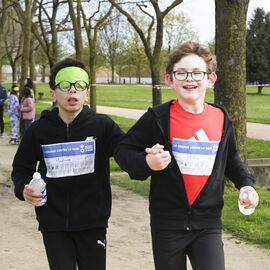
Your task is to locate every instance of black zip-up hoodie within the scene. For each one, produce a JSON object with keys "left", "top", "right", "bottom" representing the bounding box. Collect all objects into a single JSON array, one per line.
[
  {"left": 12, "top": 105, "right": 124, "bottom": 232},
  {"left": 114, "top": 101, "right": 255, "bottom": 231}
]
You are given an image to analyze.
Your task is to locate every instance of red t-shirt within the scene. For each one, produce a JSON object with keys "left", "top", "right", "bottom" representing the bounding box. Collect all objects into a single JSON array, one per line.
[{"left": 170, "top": 100, "right": 224, "bottom": 206}]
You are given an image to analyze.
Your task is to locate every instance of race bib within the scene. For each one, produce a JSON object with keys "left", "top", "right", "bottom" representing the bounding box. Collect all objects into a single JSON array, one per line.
[
  {"left": 172, "top": 138, "right": 220, "bottom": 176},
  {"left": 42, "top": 140, "right": 95, "bottom": 178}
]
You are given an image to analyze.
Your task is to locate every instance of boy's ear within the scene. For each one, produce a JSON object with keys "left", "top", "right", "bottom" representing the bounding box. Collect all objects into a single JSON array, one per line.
[
  {"left": 207, "top": 72, "right": 217, "bottom": 88},
  {"left": 85, "top": 89, "right": 90, "bottom": 102},
  {"left": 50, "top": 89, "right": 57, "bottom": 102},
  {"left": 166, "top": 74, "right": 174, "bottom": 88}
]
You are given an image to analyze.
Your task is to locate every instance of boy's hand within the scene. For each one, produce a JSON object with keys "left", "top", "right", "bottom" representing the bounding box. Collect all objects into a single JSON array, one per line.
[
  {"left": 239, "top": 186, "right": 259, "bottom": 209},
  {"left": 23, "top": 184, "right": 43, "bottom": 206},
  {"left": 145, "top": 144, "right": 171, "bottom": 171},
  {"left": 145, "top": 143, "right": 164, "bottom": 155}
]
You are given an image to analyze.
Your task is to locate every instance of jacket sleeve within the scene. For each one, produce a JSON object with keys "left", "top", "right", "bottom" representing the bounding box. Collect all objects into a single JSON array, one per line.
[
  {"left": 114, "top": 111, "right": 154, "bottom": 180},
  {"left": 4, "top": 89, "right": 7, "bottom": 101},
  {"left": 0, "top": 88, "right": 7, "bottom": 105},
  {"left": 103, "top": 115, "right": 125, "bottom": 157},
  {"left": 20, "top": 98, "right": 34, "bottom": 112},
  {"left": 11, "top": 126, "right": 39, "bottom": 200},
  {"left": 225, "top": 124, "right": 255, "bottom": 189}
]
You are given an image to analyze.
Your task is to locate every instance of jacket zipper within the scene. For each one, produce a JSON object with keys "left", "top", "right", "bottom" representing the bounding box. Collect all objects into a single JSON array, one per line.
[
  {"left": 191, "top": 110, "right": 230, "bottom": 205},
  {"left": 66, "top": 124, "right": 70, "bottom": 231},
  {"left": 149, "top": 108, "right": 192, "bottom": 230}
]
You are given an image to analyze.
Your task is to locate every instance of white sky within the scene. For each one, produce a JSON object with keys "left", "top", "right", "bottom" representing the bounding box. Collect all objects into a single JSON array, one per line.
[{"left": 179, "top": 0, "right": 270, "bottom": 44}]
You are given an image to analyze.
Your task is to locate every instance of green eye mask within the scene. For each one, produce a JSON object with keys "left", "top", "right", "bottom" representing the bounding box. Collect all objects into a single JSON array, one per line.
[{"left": 55, "top": 66, "right": 89, "bottom": 85}]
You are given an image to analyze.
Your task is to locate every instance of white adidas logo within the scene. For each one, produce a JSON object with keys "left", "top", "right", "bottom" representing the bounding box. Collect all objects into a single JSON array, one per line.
[{"left": 188, "top": 128, "right": 210, "bottom": 142}]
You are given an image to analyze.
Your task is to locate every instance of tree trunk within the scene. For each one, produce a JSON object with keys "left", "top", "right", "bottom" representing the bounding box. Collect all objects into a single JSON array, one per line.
[
  {"left": 41, "top": 65, "right": 46, "bottom": 83},
  {"left": 111, "top": 60, "right": 115, "bottom": 83},
  {"left": 81, "top": 5, "right": 113, "bottom": 112},
  {"left": 151, "top": 13, "right": 163, "bottom": 107},
  {"left": 89, "top": 43, "right": 97, "bottom": 112},
  {"left": 68, "top": 0, "right": 83, "bottom": 60},
  {"left": 151, "top": 56, "right": 162, "bottom": 106},
  {"left": 51, "top": 13, "right": 58, "bottom": 68},
  {"left": 257, "top": 85, "right": 263, "bottom": 94},
  {"left": 11, "top": 64, "right": 17, "bottom": 82},
  {"left": 0, "top": 0, "right": 7, "bottom": 83},
  {"left": 137, "top": 65, "right": 141, "bottom": 84},
  {"left": 20, "top": 0, "right": 32, "bottom": 89},
  {"left": 0, "top": 59, "right": 2, "bottom": 84},
  {"left": 30, "top": 36, "right": 36, "bottom": 81},
  {"left": 215, "top": 0, "right": 249, "bottom": 163}
]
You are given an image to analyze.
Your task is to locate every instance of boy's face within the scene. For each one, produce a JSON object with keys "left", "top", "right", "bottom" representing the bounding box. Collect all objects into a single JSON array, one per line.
[
  {"left": 166, "top": 54, "right": 216, "bottom": 111},
  {"left": 50, "top": 67, "right": 89, "bottom": 118}
]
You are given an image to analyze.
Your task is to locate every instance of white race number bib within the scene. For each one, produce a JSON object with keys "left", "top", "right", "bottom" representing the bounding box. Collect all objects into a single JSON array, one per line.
[
  {"left": 172, "top": 138, "right": 220, "bottom": 176},
  {"left": 42, "top": 140, "right": 95, "bottom": 178}
]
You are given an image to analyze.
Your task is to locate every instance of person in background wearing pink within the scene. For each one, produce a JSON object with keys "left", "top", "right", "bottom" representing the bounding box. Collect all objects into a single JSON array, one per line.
[
  {"left": 19, "top": 86, "right": 35, "bottom": 138},
  {"left": 24, "top": 78, "right": 36, "bottom": 99}
]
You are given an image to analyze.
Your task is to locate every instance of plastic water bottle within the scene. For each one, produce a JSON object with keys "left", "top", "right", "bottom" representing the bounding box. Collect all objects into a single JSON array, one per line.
[
  {"left": 29, "top": 172, "right": 47, "bottom": 206},
  {"left": 238, "top": 193, "right": 255, "bottom": 215}
]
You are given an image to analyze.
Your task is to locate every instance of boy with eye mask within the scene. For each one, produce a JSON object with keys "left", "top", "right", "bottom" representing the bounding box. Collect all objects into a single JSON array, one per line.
[{"left": 11, "top": 58, "right": 124, "bottom": 270}]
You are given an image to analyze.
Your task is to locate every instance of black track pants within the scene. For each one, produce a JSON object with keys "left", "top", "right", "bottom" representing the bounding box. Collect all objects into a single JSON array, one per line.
[
  {"left": 151, "top": 228, "right": 225, "bottom": 270},
  {"left": 41, "top": 228, "right": 106, "bottom": 270}
]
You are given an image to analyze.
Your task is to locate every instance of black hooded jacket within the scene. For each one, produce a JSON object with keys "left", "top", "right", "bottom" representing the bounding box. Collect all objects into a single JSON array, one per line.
[
  {"left": 114, "top": 101, "right": 255, "bottom": 231},
  {"left": 12, "top": 105, "right": 124, "bottom": 232}
]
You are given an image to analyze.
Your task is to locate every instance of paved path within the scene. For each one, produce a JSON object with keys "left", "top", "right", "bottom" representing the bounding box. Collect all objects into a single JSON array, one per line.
[
  {"left": 97, "top": 105, "right": 270, "bottom": 141},
  {"left": 40, "top": 102, "right": 270, "bottom": 141},
  {"left": 247, "top": 122, "right": 270, "bottom": 141}
]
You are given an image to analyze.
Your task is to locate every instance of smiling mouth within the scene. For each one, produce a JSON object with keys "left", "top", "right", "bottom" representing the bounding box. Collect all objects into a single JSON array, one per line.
[{"left": 183, "top": 85, "right": 198, "bottom": 89}]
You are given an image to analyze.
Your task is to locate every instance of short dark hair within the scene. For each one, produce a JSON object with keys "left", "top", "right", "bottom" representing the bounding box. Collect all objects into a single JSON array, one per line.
[
  {"left": 21, "top": 86, "right": 32, "bottom": 98},
  {"left": 25, "top": 78, "right": 34, "bottom": 88},
  {"left": 166, "top": 41, "right": 216, "bottom": 79},
  {"left": 49, "top": 58, "right": 90, "bottom": 89}
]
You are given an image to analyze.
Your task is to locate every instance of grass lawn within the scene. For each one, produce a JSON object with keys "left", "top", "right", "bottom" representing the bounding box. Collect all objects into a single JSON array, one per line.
[
  {"left": 4, "top": 83, "right": 270, "bottom": 123},
  {"left": 222, "top": 182, "right": 270, "bottom": 250}
]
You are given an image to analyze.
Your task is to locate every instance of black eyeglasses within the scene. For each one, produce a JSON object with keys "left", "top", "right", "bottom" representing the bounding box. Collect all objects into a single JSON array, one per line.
[
  {"left": 171, "top": 71, "right": 209, "bottom": 81},
  {"left": 55, "top": 80, "right": 89, "bottom": 92}
]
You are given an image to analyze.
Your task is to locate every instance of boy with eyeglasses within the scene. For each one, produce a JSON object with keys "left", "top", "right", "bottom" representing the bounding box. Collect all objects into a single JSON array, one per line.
[
  {"left": 114, "top": 42, "right": 259, "bottom": 270},
  {"left": 12, "top": 58, "right": 124, "bottom": 270}
]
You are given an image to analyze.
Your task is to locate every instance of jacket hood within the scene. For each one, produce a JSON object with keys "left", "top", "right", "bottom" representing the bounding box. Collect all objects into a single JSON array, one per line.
[
  {"left": 149, "top": 100, "right": 230, "bottom": 119},
  {"left": 149, "top": 100, "right": 232, "bottom": 133},
  {"left": 40, "top": 105, "right": 96, "bottom": 126}
]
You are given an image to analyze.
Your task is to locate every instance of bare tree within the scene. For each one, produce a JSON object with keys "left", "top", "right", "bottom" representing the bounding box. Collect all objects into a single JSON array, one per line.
[
  {"left": 81, "top": 0, "right": 113, "bottom": 111},
  {"left": 0, "top": 0, "right": 6, "bottom": 83},
  {"left": 125, "top": 33, "right": 148, "bottom": 84},
  {"left": 30, "top": 0, "right": 69, "bottom": 69},
  {"left": 29, "top": 34, "right": 38, "bottom": 80},
  {"left": 10, "top": 0, "right": 32, "bottom": 87},
  {"left": 163, "top": 10, "right": 197, "bottom": 54},
  {"left": 1, "top": 0, "right": 24, "bottom": 82},
  {"left": 98, "top": 9, "right": 124, "bottom": 84},
  {"left": 4, "top": 27, "right": 23, "bottom": 82},
  {"left": 215, "top": 0, "right": 249, "bottom": 163},
  {"left": 68, "top": 0, "right": 83, "bottom": 60},
  {"left": 108, "top": 0, "right": 183, "bottom": 106},
  {"left": 116, "top": 9, "right": 148, "bottom": 84}
]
